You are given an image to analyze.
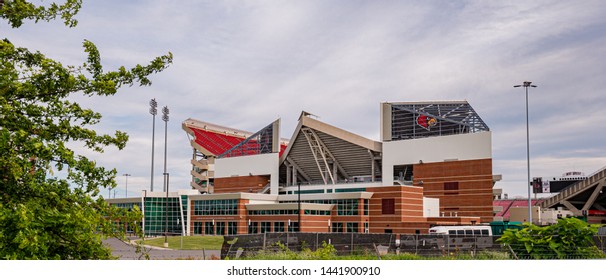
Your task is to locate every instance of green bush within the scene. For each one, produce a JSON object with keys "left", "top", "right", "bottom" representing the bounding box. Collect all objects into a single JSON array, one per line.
[
  {"left": 241, "top": 241, "right": 337, "bottom": 260},
  {"left": 497, "top": 217, "right": 606, "bottom": 259}
]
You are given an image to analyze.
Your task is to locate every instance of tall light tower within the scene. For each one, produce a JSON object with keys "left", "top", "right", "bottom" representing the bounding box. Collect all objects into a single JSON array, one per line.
[
  {"left": 162, "top": 106, "right": 170, "bottom": 248},
  {"left": 514, "top": 81, "right": 537, "bottom": 224},
  {"left": 162, "top": 106, "right": 169, "bottom": 192},
  {"left": 123, "top": 173, "right": 131, "bottom": 198},
  {"left": 149, "top": 98, "right": 158, "bottom": 192}
]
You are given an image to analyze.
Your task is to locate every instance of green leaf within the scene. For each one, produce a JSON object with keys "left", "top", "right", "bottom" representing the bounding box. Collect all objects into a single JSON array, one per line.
[{"left": 0, "top": 0, "right": 170, "bottom": 260}]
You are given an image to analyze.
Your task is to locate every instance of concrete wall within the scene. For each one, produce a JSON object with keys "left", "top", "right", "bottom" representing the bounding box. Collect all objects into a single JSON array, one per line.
[
  {"left": 215, "top": 153, "right": 280, "bottom": 194},
  {"left": 509, "top": 206, "right": 541, "bottom": 224},
  {"left": 382, "top": 131, "right": 492, "bottom": 185}
]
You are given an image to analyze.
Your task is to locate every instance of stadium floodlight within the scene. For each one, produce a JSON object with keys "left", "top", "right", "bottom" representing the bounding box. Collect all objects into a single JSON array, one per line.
[
  {"left": 149, "top": 98, "right": 158, "bottom": 192},
  {"left": 514, "top": 81, "right": 537, "bottom": 224},
  {"left": 123, "top": 173, "right": 131, "bottom": 198}
]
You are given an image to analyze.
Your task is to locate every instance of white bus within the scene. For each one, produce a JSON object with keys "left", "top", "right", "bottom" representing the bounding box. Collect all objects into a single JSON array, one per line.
[{"left": 428, "top": 225, "right": 492, "bottom": 236}]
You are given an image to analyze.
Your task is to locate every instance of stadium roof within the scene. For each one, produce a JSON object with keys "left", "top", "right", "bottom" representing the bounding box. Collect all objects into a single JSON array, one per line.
[
  {"left": 279, "top": 112, "right": 382, "bottom": 185},
  {"left": 382, "top": 101, "right": 489, "bottom": 141},
  {"left": 182, "top": 118, "right": 288, "bottom": 158}
]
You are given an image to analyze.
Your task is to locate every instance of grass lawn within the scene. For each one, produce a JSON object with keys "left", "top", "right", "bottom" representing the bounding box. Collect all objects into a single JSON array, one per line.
[{"left": 138, "top": 235, "right": 224, "bottom": 250}]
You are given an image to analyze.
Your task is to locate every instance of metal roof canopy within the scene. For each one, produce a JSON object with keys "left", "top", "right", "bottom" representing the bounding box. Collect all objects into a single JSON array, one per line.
[
  {"left": 280, "top": 113, "right": 382, "bottom": 186},
  {"left": 387, "top": 101, "right": 489, "bottom": 141}
]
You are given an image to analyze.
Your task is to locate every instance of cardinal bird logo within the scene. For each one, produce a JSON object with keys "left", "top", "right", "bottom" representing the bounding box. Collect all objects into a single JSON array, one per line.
[{"left": 417, "top": 114, "right": 437, "bottom": 130}]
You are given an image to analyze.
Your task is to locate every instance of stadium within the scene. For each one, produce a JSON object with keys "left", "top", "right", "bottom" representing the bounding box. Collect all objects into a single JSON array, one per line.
[{"left": 110, "top": 101, "right": 500, "bottom": 236}]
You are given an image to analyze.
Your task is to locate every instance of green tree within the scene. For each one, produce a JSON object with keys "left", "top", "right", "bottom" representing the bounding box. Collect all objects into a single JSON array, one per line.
[
  {"left": 497, "top": 217, "right": 605, "bottom": 259},
  {"left": 0, "top": 0, "right": 172, "bottom": 259}
]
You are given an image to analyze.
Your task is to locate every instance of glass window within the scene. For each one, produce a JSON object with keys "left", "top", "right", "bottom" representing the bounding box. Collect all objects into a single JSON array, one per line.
[
  {"left": 331, "top": 222, "right": 343, "bottom": 233},
  {"left": 216, "top": 222, "right": 226, "bottom": 235},
  {"left": 288, "top": 222, "right": 299, "bottom": 232},
  {"left": 337, "top": 199, "right": 359, "bottom": 216},
  {"left": 193, "top": 199, "right": 239, "bottom": 216},
  {"left": 260, "top": 222, "right": 271, "bottom": 233},
  {"left": 274, "top": 222, "right": 285, "bottom": 232},
  {"left": 248, "top": 222, "right": 258, "bottom": 234},
  {"left": 346, "top": 222, "right": 359, "bottom": 233},
  {"left": 228, "top": 222, "right": 238, "bottom": 235},
  {"left": 205, "top": 221, "right": 214, "bottom": 235},
  {"left": 193, "top": 222, "right": 202, "bottom": 235},
  {"left": 143, "top": 197, "right": 183, "bottom": 236}
]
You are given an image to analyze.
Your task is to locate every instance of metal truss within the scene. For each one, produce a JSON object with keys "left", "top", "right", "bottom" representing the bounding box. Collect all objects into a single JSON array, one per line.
[
  {"left": 390, "top": 102, "right": 489, "bottom": 140},
  {"left": 218, "top": 122, "right": 275, "bottom": 158},
  {"left": 300, "top": 127, "right": 349, "bottom": 185}
]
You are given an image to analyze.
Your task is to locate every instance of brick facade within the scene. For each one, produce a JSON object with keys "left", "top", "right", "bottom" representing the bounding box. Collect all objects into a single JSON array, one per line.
[
  {"left": 213, "top": 175, "right": 270, "bottom": 193},
  {"left": 413, "top": 158, "right": 494, "bottom": 223},
  {"left": 368, "top": 186, "right": 432, "bottom": 234}
]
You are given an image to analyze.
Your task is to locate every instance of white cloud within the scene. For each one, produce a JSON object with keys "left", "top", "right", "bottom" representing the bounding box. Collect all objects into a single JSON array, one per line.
[{"left": 6, "top": 0, "right": 606, "bottom": 197}]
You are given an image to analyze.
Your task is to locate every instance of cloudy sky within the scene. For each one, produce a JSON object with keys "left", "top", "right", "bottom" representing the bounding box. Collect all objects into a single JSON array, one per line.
[{"left": 5, "top": 0, "right": 606, "bottom": 199}]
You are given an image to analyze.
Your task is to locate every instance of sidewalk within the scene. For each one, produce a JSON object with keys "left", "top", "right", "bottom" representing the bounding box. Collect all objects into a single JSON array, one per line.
[{"left": 104, "top": 238, "right": 221, "bottom": 260}]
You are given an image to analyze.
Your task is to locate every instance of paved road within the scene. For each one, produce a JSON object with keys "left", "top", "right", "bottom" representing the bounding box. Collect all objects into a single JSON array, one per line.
[{"left": 104, "top": 238, "right": 221, "bottom": 260}]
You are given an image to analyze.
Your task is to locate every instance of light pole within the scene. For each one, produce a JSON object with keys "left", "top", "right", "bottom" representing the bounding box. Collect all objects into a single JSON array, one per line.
[
  {"left": 297, "top": 182, "right": 301, "bottom": 232},
  {"left": 164, "top": 172, "right": 170, "bottom": 248},
  {"left": 162, "top": 106, "right": 170, "bottom": 248},
  {"left": 162, "top": 106, "right": 169, "bottom": 192},
  {"left": 514, "top": 81, "right": 537, "bottom": 224},
  {"left": 149, "top": 98, "right": 158, "bottom": 192},
  {"left": 123, "top": 173, "right": 131, "bottom": 198}
]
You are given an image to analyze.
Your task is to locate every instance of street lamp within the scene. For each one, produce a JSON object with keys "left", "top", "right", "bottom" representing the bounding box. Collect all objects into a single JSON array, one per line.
[
  {"left": 149, "top": 98, "right": 158, "bottom": 192},
  {"left": 514, "top": 81, "right": 537, "bottom": 224},
  {"left": 123, "top": 173, "right": 131, "bottom": 198}
]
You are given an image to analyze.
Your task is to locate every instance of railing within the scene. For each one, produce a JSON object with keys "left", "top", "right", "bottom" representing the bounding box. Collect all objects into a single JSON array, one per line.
[
  {"left": 281, "top": 179, "right": 384, "bottom": 188},
  {"left": 541, "top": 166, "right": 606, "bottom": 208},
  {"left": 221, "top": 232, "right": 606, "bottom": 259}
]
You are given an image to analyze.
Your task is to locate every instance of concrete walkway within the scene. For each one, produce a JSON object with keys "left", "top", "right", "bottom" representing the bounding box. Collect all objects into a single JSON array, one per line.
[{"left": 104, "top": 238, "right": 221, "bottom": 260}]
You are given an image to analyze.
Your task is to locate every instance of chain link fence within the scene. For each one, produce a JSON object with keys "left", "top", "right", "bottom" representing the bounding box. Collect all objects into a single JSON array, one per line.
[{"left": 221, "top": 233, "right": 606, "bottom": 259}]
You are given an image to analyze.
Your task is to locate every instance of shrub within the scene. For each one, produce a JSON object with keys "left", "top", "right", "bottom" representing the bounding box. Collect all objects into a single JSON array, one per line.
[{"left": 497, "top": 217, "right": 606, "bottom": 259}]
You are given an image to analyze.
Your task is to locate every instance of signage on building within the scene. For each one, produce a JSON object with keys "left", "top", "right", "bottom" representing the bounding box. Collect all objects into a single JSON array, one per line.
[
  {"left": 416, "top": 114, "right": 437, "bottom": 130},
  {"left": 532, "top": 177, "right": 543, "bottom": 193},
  {"left": 542, "top": 179, "right": 550, "bottom": 193}
]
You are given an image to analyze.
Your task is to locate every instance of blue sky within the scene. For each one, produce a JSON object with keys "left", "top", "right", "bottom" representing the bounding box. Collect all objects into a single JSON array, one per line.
[{"left": 5, "top": 1, "right": 606, "bottom": 198}]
